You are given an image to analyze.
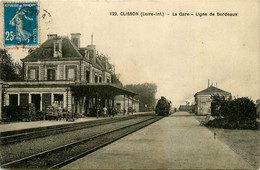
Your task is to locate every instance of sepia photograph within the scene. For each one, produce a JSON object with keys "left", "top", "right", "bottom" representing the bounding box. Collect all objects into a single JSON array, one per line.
[{"left": 0, "top": 0, "right": 259, "bottom": 169}]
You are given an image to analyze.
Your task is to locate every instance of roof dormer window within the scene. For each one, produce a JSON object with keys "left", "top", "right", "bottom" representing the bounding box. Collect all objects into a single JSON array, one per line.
[
  {"left": 55, "top": 43, "right": 59, "bottom": 52},
  {"left": 85, "top": 50, "right": 89, "bottom": 60},
  {"left": 53, "top": 39, "right": 62, "bottom": 58}
]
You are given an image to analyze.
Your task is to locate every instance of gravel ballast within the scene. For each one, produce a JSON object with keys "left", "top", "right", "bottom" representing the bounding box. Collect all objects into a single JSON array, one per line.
[{"left": 0, "top": 116, "right": 155, "bottom": 164}]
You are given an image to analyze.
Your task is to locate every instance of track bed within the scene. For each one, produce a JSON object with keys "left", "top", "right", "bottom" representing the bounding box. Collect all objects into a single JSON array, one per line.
[{"left": 1, "top": 115, "right": 162, "bottom": 169}]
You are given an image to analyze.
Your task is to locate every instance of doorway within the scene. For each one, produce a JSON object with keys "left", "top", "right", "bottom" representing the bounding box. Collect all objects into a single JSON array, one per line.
[
  {"left": 9, "top": 94, "right": 18, "bottom": 106},
  {"left": 31, "top": 94, "right": 41, "bottom": 112}
]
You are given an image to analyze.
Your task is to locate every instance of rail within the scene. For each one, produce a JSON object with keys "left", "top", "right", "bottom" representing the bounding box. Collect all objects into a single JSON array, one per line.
[
  {"left": 1, "top": 116, "right": 163, "bottom": 169},
  {"left": 0, "top": 115, "right": 147, "bottom": 145}
]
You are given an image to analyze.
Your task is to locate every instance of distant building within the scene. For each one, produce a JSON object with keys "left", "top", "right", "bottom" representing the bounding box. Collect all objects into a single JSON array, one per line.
[
  {"left": 194, "top": 86, "right": 231, "bottom": 115},
  {"left": 179, "top": 105, "right": 195, "bottom": 112},
  {"left": 115, "top": 95, "right": 139, "bottom": 114}
]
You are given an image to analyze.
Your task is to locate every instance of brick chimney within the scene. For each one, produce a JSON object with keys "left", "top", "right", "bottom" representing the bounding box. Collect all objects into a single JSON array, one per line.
[
  {"left": 87, "top": 45, "right": 96, "bottom": 63},
  {"left": 71, "top": 33, "right": 81, "bottom": 49}
]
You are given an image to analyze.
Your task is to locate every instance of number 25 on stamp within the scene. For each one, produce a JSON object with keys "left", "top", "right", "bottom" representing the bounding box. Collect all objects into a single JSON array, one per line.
[{"left": 4, "top": 2, "right": 38, "bottom": 47}]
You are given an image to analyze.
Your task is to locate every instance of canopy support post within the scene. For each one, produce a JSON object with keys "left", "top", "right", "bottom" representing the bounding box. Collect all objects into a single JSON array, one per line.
[
  {"left": 112, "top": 96, "right": 115, "bottom": 107},
  {"left": 132, "top": 95, "right": 134, "bottom": 115},
  {"left": 127, "top": 94, "right": 129, "bottom": 115},
  {"left": 123, "top": 94, "right": 125, "bottom": 115},
  {"left": 96, "top": 93, "right": 99, "bottom": 119}
]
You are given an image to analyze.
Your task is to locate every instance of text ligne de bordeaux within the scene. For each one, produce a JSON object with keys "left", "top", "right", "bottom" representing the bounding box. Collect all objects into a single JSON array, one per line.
[{"left": 111, "top": 12, "right": 238, "bottom": 17}]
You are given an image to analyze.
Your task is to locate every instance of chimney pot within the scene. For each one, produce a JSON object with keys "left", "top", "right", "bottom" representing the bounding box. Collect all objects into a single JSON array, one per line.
[{"left": 48, "top": 34, "right": 57, "bottom": 39}]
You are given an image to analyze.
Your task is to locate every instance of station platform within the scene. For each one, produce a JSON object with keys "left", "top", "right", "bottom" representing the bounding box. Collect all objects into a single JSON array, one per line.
[
  {"left": 0, "top": 112, "right": 150, "bottom": 133},
  {"left": 63, "top": 112, "right": 253, "bottom": 169}
]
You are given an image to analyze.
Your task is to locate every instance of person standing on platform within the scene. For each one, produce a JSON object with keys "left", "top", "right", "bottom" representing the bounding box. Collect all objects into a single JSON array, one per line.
[
  {"left": 112, "top": 107, "right": 117, "bottom": 117},
  {"left": 103, "top": 107, "right": 107, "bottom": 117}
]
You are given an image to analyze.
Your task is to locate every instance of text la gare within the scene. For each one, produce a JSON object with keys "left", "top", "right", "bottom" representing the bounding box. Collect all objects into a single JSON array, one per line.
[
  {"left": 172, "top": 12, "right": 209, "bottom": 17},
  {"left": 172, "top": 12, "right": 190, "bottom": 16}
]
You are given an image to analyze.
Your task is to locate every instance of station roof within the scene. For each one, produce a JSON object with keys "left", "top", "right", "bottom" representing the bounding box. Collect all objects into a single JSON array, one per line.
[
  {"left": 5, "top": 81, "right": 138, "bottom": 98},
  {"left": 70, "top": 83, "right": 138, "bottom": 98},
  {"left": 21, "top": 37, "right": 110, "bottom": 73}
]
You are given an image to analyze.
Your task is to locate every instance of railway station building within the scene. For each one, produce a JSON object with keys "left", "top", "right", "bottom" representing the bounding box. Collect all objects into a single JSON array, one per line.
[
  {"left": 194, "top": 85, "right": 231, "bottom": 115},
  {"left": 0, "top": 33, "right": 137, "bottom": 120}
]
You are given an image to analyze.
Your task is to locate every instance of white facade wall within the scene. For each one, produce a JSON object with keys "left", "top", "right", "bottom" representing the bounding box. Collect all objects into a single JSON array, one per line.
[
  {"left": 5, "top": 87, "right": 70, "bottom": 111},
  {"left": 24, "top": 60, "right": 110, "bottom": 83},
  {"left": 195, "top": 93, "right": 231, "bottom": 115}
]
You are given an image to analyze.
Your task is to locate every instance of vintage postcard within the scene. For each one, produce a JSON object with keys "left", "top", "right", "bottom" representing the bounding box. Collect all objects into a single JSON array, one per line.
[{"left": 0, "top": 0, "right": 259, "bottom": 169}]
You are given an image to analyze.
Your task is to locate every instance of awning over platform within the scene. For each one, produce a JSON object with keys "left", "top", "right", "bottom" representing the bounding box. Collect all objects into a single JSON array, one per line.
[{"left": 70, "top": 83, "right": 138, "bottom": 98}]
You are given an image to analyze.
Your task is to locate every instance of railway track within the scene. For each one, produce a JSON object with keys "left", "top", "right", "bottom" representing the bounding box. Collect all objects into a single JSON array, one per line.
[
  {"left": 0, "top": 114, "right": 151, "bottom": 145},
  {"left": 1, "top": 116, "right": 163, "bottom": 169}
]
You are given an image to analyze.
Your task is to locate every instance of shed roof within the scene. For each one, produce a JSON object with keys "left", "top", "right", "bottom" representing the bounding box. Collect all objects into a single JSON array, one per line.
[{"left": 195, "top": 86, "right": 231, "bottom": 96}]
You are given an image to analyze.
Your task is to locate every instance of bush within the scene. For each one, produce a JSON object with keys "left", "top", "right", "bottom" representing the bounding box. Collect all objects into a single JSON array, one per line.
[
  {"left": 209, "top": 97, "right": 258, "bottom": 129},
  {"left": 206, "top": 118, "right": 259, "bottom": 130},
  {"left": 211, "top": 96, "right": 256, "bottom": 121},
  {"left": 3, "top": 105, "right": 37, "bottom": 122},
  {"left": 3, "top": 106, "right": 23, "bottom": 121},
  {"left": 224, "top": 98, "right": 256, "bottom": 122}
]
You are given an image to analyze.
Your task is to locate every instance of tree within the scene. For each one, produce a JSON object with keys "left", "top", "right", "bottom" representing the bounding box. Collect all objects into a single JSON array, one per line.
[
  {"left": 125, "top": 83, "right": 157, "bottom": 110},
  {"left": 111, "top": 74, "right": 123, "bottom": 87},
  {"left": 0, "top": 49, "right": 22, "bottom": 81}
]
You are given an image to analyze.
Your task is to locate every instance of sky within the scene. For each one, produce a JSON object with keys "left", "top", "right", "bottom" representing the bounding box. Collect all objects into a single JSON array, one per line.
[{"left": 1, "top": 0, "right": 259, "bottom": 107}]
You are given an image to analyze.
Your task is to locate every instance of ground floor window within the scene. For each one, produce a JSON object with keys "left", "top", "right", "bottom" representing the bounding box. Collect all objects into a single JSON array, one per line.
[
  {"left": 9, "top": 94, "right": 18, "bottom": 106},
  {"left": 54, "top": 94, "right": 64, "bottom": 108},
  {"left": 20, "top": 93, "right": 29, "bottom": 106},
  {"left": 42, "top": 93, "right": 52, "bottom": 107}
]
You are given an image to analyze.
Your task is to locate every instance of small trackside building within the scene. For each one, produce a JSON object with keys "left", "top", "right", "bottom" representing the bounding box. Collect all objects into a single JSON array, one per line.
[
  {"left": 115, "top": 95, "right": 140, "bottom": 114},
  {"left": 194, "top": 86, "right": 231, "bottom": 115}
]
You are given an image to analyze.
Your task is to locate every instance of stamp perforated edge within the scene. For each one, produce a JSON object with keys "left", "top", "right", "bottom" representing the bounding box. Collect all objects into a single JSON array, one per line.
[{"left": 2, "top": 0, "right": 40, "bottom": 49}]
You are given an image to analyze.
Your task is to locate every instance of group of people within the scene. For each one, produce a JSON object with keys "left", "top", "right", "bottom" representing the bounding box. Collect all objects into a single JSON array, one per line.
[{"left": 102, "top": 107, "right": 117, "bottom": 117}]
